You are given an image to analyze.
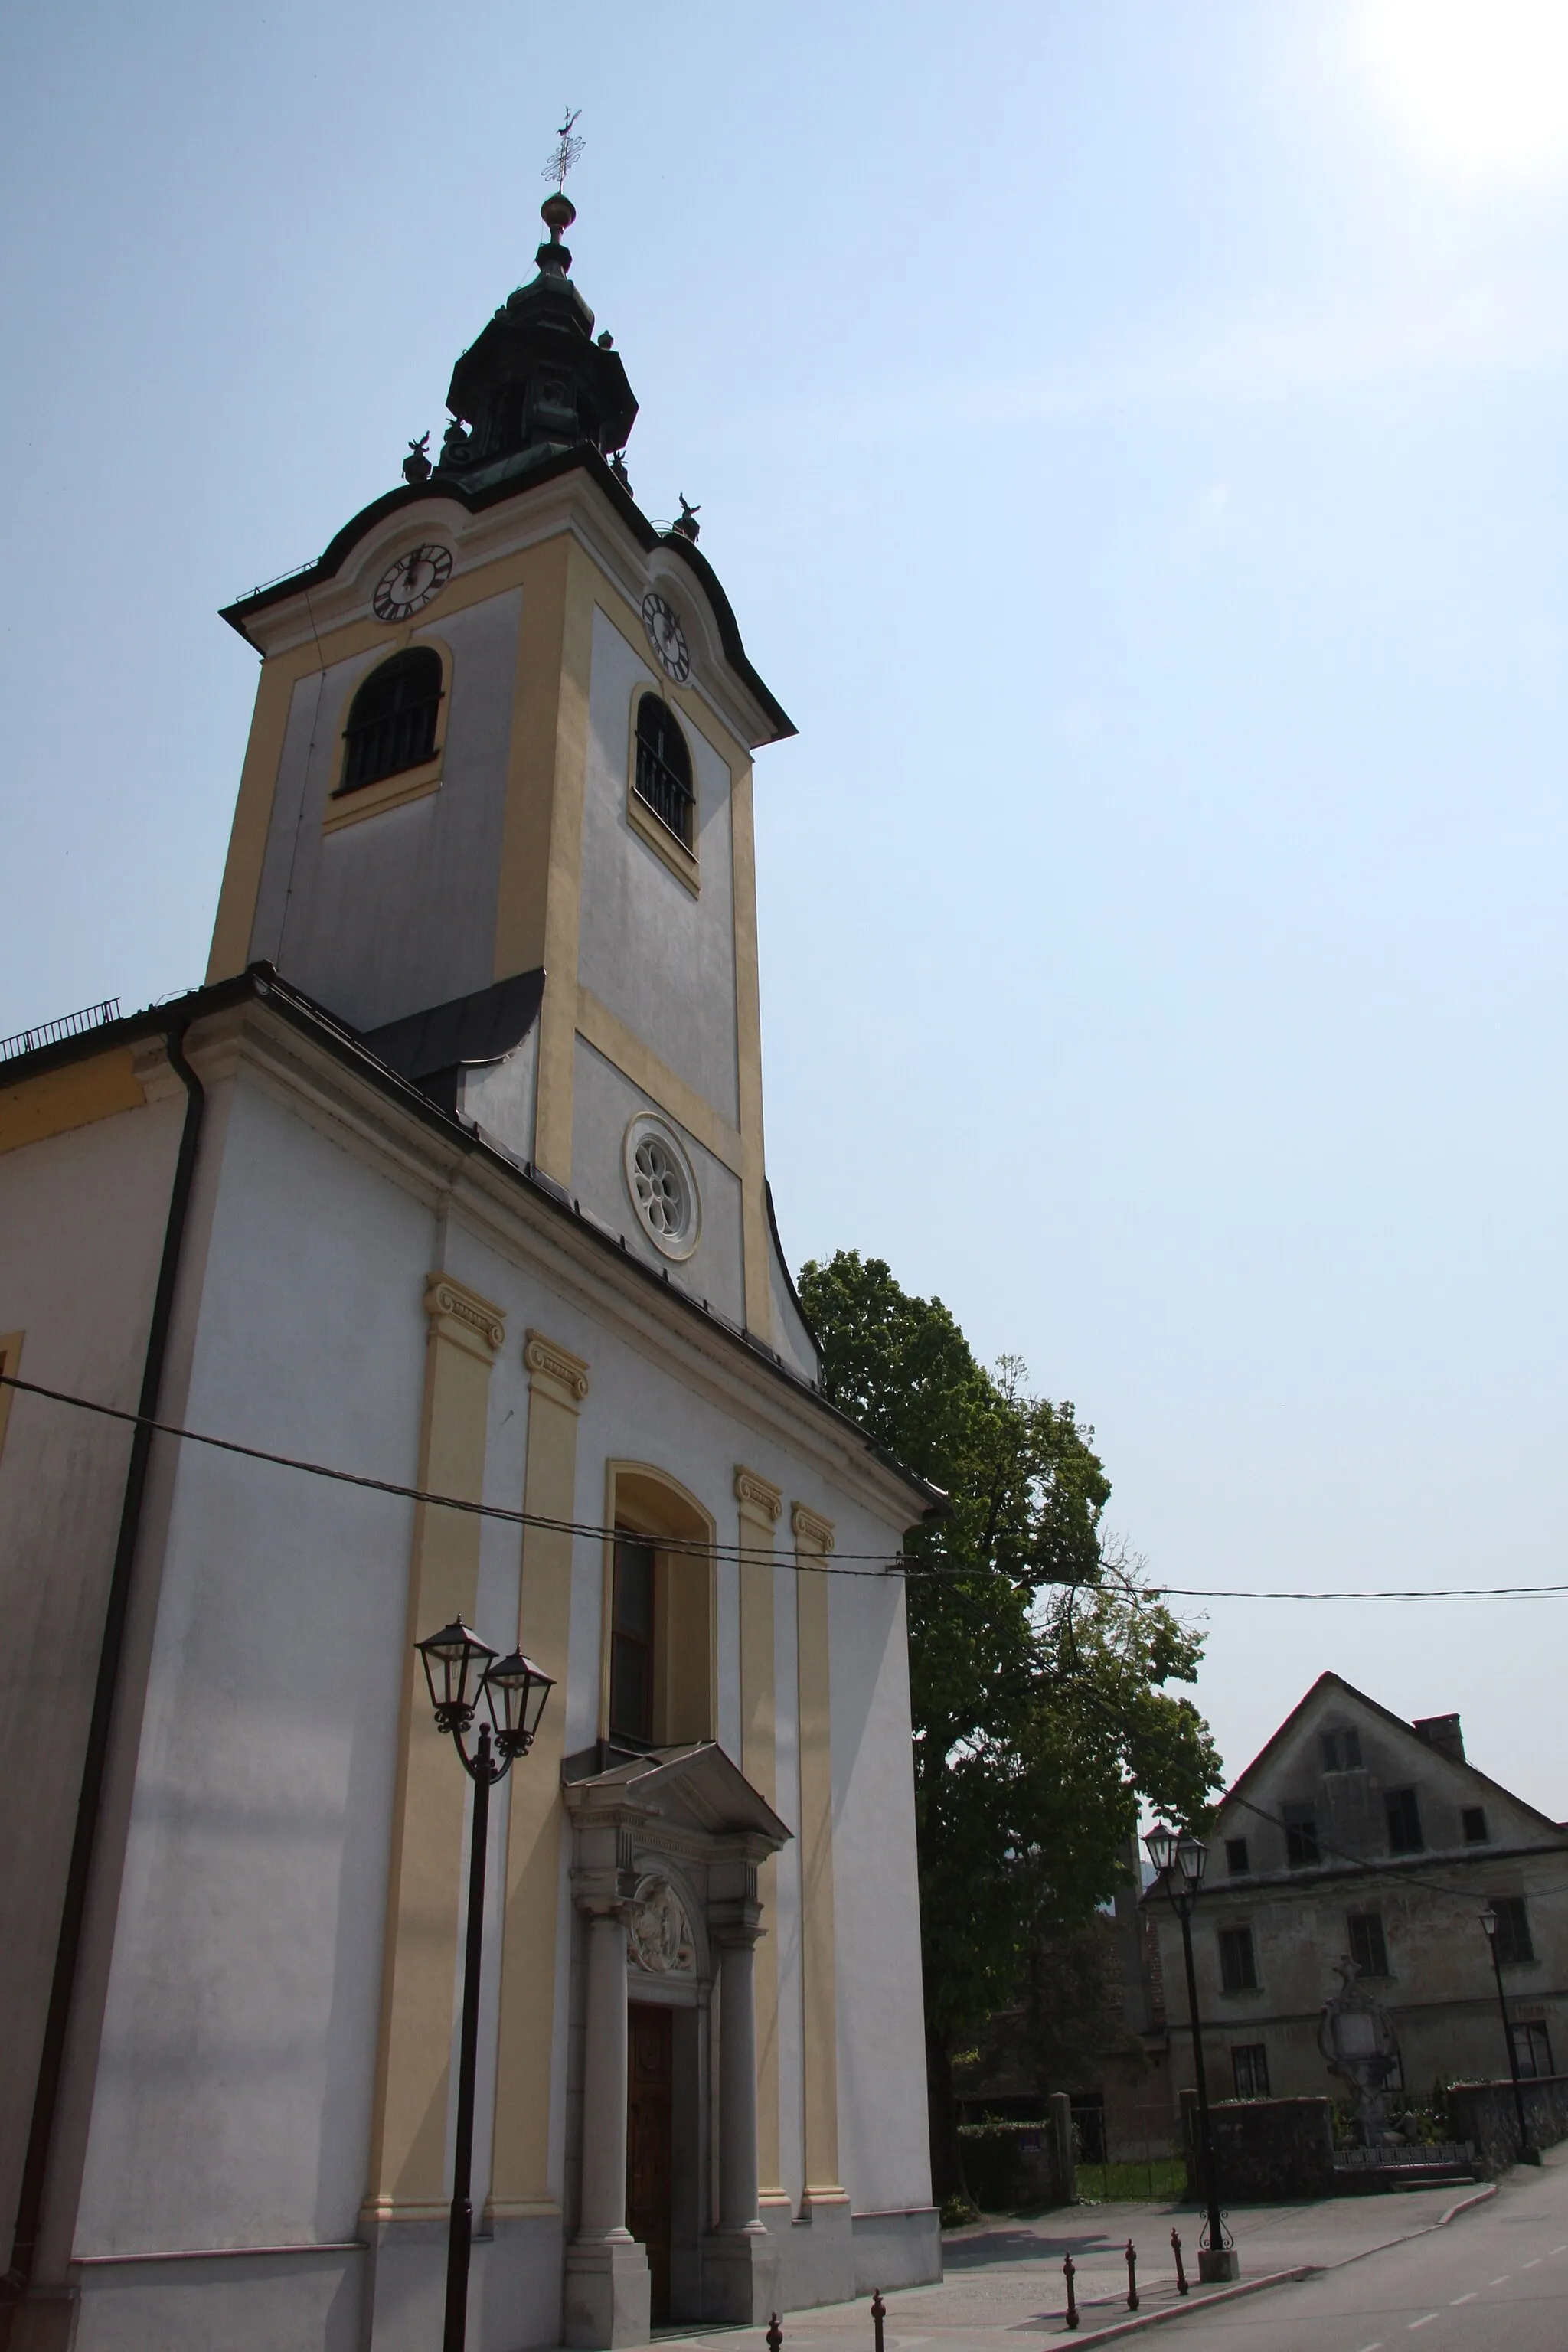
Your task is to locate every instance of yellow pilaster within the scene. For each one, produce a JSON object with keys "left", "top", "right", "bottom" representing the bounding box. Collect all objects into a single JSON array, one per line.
[
  {"left": 485, "top": 1329, "right": 591, "bottom": 2218},
  {"left": 736, "top": 1468, "right": 785, "bottom": 2199},
  {"left": 492, "top": 534, "right": 596, "bottom": 1186},
  {"left": 364, "top": 1273, "right": 507, "bottom": 2221},
  {"left": 206, "top": 654, "right": 303, "bottom": 981},
  {"left": 728, "top": 763, "right": 772, "bottom": 1338},
  {"left": 792, "top": 1501, "right": 844, "bottom": 2204}
]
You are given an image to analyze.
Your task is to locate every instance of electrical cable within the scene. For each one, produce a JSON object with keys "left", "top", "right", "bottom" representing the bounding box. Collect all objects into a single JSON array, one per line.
[
  {"left": 5, "top": 1371, "right": 1564, "bottom": 1602},
  {"left": 0, "top": 1371, "right": 913, "bottom": 1576}
]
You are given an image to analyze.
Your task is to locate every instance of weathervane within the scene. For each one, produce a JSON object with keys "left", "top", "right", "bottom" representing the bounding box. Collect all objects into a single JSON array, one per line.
[{"left": 543, "top": 107, "right": 584, "bottom": 193}]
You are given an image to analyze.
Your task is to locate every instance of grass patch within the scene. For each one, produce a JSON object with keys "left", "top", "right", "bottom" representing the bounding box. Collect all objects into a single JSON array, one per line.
[{"left": 1075, "top": 2158, "right": 1186, "bottom": 2203}]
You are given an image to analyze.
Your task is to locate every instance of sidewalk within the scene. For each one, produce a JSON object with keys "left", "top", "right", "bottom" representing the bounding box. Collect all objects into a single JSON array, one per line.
[{"left": 658, "top": 2178, "right": 1499, "bottom": 2352}]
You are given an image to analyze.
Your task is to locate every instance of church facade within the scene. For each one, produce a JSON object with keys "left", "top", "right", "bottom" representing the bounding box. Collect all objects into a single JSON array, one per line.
[{"left": 0, "top": 194, "right": 939, "bottom": 2352}]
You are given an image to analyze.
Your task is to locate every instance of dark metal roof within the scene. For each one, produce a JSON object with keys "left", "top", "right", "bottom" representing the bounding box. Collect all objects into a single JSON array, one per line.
[{"left": 363, "top": 969, "right": 544, "bottom": 1085}]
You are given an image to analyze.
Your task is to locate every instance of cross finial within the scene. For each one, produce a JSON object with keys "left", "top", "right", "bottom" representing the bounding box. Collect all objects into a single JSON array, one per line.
[{"left": 543, "top": 107, "right": 584, "bottom": 193}]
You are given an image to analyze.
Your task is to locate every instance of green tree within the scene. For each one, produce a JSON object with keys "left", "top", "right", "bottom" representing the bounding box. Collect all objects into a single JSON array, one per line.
[{"left": 796, "top": 1250, "right": 1221, "bottom": 2205}]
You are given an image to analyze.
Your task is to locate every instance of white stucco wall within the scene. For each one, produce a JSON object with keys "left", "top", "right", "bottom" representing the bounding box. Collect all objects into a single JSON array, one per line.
[
  {"left": 248, "top": 588, "right": 523, "bottom": 1032},
  {"left": 74, "top": 1076, "right": 433, "bottom": 2252},
  {"left": 824, "top": 1511, "right": 930, "bottom": 2213},
  {"left": 577, "top": 608, "right": 740, "bottom": 1128},
  {"left": 0, "top": 1088, "right": 185, "bottom": 2263},
  {"left": 569, "top": 1036, "right": 746, "bottom": 1328},
  {"left": 64, "top": 1044, "right": 929, "bottom": 2296}
]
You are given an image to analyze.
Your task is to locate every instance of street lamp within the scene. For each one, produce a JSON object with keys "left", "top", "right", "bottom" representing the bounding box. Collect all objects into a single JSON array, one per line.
[
  {"left": 416, "top": 1620, "right": 554, "bottom": 2352},
  {"left": 1144, "top": 1822, "right": 1238, "bottom": 2285},
  {"left": 1478, "top": 1907, "right": 1539, "bottom": 2168}
]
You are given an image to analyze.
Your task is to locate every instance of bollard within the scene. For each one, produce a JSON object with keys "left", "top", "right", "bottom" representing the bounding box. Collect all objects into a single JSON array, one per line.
[
  {"left": 871, "top": 2288, "right": 886, "bottom": 2352},
  {"left": 1125, "top": 2240, "right": 1138, "bottom": 2311},
  {"left": 1171, "top": 2228, "right": 1188, "bottom": 2297},
  {"left": 1063, "top": 2253, "right": 1079, "bottom": 2331},
  {"left": 768, "top": 2317, "right": 783, "bottom": 2352}
]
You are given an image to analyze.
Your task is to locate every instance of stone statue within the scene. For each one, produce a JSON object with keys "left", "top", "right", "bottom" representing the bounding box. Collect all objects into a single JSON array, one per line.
[{"left": 1318, "top": 1954, "right": 1403, "bottom": 2143}]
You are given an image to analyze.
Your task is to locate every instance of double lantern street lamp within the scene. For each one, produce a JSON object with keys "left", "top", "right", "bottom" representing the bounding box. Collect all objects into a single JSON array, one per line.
[
  {"left": 1142, "top": 1823, "right": 1239, "bottom": 2286},
  {"left": 1478, "top": 1906, "right": 1540, "bottom": 2168},
  {"left": 415, "top": 1621, "right": 555, "bottom": 2352}
]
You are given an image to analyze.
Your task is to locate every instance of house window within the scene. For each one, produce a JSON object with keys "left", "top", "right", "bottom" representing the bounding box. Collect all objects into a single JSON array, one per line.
[
  {"left": 1348, "top": 1913, "right": 1390, "bottom": 1978},
  {"left": 339, "top": 647, "right": 443, "bottom": 793},
  {"left": 609, "top": 1528, "right": 656, "bottom": 1746},
  {"left": 1462, "top": 1806, "right": 1489, "bottom": 1844},
  {"left": 1512, "top": 2021, "right": 1553, "bottom": 2079},
  {"left": 1321, "top": 1728, "right": 1362, "bottom": 1772},
  {"left": 1283, "top": 1803, "right": 1320, "bottom": 1868},
  {"left": 1232, "top": 2044, "right": 1270, "bottom": 2099},
  {"left": 1218, "top": 1926, "right": 1258, "bottom": 1992},
  {"left": 1491, "top": 1896, "right": 1535, "bottom": 1967},
  {"left": 1385, "top": 1788, "right": 1423, "bottom": 1854},
  {"left": 1226, "top": 1838, "right": 1251, "bottom": 1877},
  {"left": 633, "top": 693, "right": 694, "bottom": 848}
]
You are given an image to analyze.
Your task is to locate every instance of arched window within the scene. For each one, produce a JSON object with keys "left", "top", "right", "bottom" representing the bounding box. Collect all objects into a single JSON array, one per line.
[
  {"left": 604, "top": 1467, "right": 714, "bottom": 1754},
  {"left": 340, "top": 648, "right": 443, "bottom": 794},
  {"left": 633, "top": 694, "right": 694, "bottom": 848}
]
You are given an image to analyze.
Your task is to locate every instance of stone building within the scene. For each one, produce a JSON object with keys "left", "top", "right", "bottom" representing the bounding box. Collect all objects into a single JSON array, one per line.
[
  {"left": 1144, "top": 1673, "right": 1568, "bottom": 2112},
  {"left": 0, "top": 191, "right": 939, "bottom": 2352}
]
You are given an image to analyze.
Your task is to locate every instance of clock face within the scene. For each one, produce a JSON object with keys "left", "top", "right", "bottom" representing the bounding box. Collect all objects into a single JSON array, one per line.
[
  {"left": 373, "top": 544, "right": 452, "bottom": 624},
  {"left": 642, "top": 591, "right": 691, "bottom": 684}
]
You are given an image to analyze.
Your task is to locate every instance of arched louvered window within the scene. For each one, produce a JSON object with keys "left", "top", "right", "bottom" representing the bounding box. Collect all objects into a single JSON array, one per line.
[
  {"left": 633, "top": 694, "right": 694, "bottom": 848},
  {"left": 340, "top": 648, "right": 443, "bottom": 794}
]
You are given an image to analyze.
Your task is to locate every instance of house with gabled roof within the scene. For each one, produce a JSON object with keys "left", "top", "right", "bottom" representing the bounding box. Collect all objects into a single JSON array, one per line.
[{"left": 1143, "top": 1673, "right": 1568, "bottom": 2109}]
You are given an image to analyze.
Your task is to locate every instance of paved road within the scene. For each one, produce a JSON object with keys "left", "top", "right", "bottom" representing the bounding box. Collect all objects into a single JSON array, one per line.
[
  {"left": 1137, "top": 2160, "right": 1568, "bottom": 2352},
  {"left": 658, "top": 2174, "right": 1507, "bottom": 2352}
]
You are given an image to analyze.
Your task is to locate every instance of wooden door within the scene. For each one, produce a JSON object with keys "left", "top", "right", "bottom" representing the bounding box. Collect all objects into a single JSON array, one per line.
[{"left": 626, "top": 2002, "right": 674, "bottom": 2321}]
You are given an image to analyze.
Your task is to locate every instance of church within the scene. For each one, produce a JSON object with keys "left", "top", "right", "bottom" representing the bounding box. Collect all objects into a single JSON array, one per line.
[{"left": 0, "top": 183, "right": 939, "bottom": 2352}]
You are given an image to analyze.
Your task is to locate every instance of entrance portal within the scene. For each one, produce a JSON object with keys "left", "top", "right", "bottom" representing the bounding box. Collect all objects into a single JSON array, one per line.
[{"left": 626, "top": 2002, "right": 674, "bottom": 2323}]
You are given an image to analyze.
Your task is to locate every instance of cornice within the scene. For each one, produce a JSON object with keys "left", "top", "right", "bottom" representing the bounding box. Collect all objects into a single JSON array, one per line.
[{"left": 221, "top": 452, "right": 792, "bottom": 752}]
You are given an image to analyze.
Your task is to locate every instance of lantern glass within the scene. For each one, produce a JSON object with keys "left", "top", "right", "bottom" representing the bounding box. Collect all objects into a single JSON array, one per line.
[
  {"left": 1480, "top": 1906, "right": 1498, "bottom": 1944},
  {"left": 416, "top": 1619, "right": 496, "bottom": 1726},
  {"left": 1176, "top": 1834, "right": 1208, "bottom": 1890},
  {"left": 1143, "top": 1821, "right": 1180, "bottom": 1879},
  {"left": 482, "top": 1649, "right": 555, "bottom": 1756}
]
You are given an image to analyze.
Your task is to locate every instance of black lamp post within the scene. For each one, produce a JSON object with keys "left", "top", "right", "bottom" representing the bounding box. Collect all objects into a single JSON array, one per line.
[
  {"left": 416, "top": 1619, "right": 554, "bottom": 2352},
  {"left": 1144, "top": 1822, "right": 1238, "bottom": 2285},
  {"left": 1478, "top": 1906, "right": 1539, "bottom": 2167}
]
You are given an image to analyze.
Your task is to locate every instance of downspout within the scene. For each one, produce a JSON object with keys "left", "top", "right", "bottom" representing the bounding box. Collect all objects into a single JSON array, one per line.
[{"left": 2, "top": 1020, "right": 206, "bottom": 2324}]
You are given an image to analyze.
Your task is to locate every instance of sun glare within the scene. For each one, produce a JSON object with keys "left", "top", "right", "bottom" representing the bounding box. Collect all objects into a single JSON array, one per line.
[{"left": 1363, "top": 0, "right": 1568, "bottom": 173}]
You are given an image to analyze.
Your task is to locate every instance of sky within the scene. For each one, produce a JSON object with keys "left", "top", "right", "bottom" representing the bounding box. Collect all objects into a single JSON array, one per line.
[{"left": 4, "top": 1, "right": 1568, "bottom": 1811}]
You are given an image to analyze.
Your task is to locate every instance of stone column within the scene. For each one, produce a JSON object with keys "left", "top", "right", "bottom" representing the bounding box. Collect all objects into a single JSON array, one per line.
[
  {"left": 564, "top": 1902, "right": 649, "bottom": 2348},
  {"left": 717, "top": 1932, "right": 761, "bottom": 2233},
  {"left": 790, "top": 1501, "right": 853, "bottom": 2307},
  {"left": 704, "top": 1871, "right": 779, "bottom": 2323},
  {"left": 580, "top": 1909, "right": 632, "bottom": 2234}
]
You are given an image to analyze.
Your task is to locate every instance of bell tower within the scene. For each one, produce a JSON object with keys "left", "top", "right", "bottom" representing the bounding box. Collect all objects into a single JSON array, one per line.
[{"left": 207, "top": 191, "right": 808, "bottom": 1363}]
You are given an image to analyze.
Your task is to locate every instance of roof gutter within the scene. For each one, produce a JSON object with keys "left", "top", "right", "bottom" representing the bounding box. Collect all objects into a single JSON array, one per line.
[{"left": 3, "top": 1020, "right": 206, "bottom": 2321}]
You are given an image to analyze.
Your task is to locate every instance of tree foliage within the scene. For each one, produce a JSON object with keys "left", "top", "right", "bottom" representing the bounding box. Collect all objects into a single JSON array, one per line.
[{"left": 796, "top": 1250, "right": 1222, "bottom": 2200}]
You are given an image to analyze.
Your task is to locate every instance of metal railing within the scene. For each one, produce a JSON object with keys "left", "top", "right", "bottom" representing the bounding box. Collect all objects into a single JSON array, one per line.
[
  {"left": 634, "top": 737, "right": 694, "bottom": 847},
  {"left": 0, "top": 998, "right": 120, "bottom": 1064},
  {"left": 341, "top": 694, "right": 440, "bottom": 794}
]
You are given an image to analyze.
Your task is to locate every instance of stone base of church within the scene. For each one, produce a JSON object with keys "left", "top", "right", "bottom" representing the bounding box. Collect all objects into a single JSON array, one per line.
[
  {"left": 563, "top": 2231, "right": 651, "bottom": 2348},
  {"left": 702, "top": 2223, "right": 781, "bottom": 2322},
  {"left": 851, "top": 2203, "right": 943, "bottom": 2292}
]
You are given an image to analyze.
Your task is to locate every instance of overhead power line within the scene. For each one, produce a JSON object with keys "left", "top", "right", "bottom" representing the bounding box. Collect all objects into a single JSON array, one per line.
[
  {"left": 0, "top": 1371, "right": 908, "bottom": 1576},
  {"left": 4, "top": 1373, "right": 1563, "bottom": 1602}
]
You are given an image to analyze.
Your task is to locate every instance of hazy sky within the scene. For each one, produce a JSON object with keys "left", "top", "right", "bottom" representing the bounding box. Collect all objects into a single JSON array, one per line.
[{"left": 5, "top": 2, "right": 1568, "bottom": 1811}]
